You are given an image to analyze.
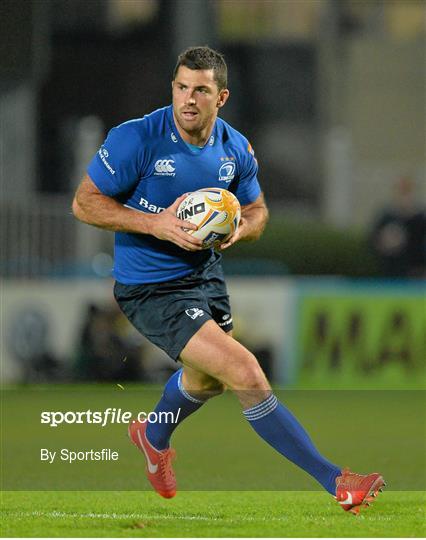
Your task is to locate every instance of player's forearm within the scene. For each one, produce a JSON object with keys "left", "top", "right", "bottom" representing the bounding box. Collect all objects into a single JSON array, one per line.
[
  {"left": 72, "top": 191, "right": 153, "bottom": 234},
  {"left": 239, "top": 203, "right": 269, "bottom": 241}
]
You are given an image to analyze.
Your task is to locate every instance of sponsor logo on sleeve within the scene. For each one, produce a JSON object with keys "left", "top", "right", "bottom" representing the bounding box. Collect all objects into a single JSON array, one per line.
[{"left": 98, "top": 147, "right": 115, "bottom": 175}]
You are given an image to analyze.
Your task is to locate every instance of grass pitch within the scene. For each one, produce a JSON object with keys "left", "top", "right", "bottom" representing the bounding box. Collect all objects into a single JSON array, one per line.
[
  {"left": 2, "top": 385, "right": 425, "bottom": 536},
  {"left": 3, "top": 386, "right": 424, "bottom": 491},
  {"left": 1, "top": 490, "right": 425, "bottom": 537}
]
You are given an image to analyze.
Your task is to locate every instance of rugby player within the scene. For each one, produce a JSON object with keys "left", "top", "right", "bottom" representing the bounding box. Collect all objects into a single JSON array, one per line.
[{"left": 72, "top": 46, "right": 384, "bottom": 514}]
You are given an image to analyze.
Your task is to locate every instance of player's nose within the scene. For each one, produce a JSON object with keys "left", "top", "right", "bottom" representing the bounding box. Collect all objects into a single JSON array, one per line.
[{"left": 185, "top": 92, "right": 196, "bottom": 105}]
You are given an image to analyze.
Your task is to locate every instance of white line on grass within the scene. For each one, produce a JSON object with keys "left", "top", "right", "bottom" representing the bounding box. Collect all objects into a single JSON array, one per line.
[{"left": 4, "top": 510, "right": 289, "bottom": 523}]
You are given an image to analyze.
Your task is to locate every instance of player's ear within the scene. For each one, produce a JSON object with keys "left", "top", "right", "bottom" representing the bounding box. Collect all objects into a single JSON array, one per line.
[{"left": 217, "top": 89, "right": 230, "bottom": 109}]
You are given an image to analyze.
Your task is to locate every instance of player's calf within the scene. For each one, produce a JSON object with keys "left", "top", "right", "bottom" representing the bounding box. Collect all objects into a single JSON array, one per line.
[{"left": 181, "top": 368, "right": 225, "bottom": 401}]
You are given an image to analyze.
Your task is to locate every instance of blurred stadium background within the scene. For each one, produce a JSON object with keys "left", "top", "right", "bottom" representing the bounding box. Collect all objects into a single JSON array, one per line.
[{"left": 1, "top": 0, "right": 425, "bottom": 388}]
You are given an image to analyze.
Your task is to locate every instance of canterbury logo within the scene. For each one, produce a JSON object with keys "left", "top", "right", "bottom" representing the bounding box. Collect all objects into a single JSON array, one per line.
[
  {"left": 154, "top": 159, "right": 175, "bottom": 175},
  {"left": 338, "top": 491, "right": 353, "bottom": 505},
  {"left": 136, "top": 429, "right": 158, "bottom": 474}
]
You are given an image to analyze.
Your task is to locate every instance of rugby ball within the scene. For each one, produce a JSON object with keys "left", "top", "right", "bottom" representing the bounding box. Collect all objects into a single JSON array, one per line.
[{"left": 177, "top": 188, "right": 241, "bottom": 249}]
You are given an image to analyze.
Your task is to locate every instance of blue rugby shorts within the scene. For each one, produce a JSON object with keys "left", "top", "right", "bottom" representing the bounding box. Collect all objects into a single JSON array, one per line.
[{"left": 113, "top": 253, "right": 233, "bottom": 361}]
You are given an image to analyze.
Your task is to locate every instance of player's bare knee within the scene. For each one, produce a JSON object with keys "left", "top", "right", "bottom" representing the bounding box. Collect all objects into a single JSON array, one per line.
[
  {"left": 239, "top": 368, "right": 269, "bottom": 392},
  {"left": 228, "top": 353, "right": 270, "bottom": 392}
]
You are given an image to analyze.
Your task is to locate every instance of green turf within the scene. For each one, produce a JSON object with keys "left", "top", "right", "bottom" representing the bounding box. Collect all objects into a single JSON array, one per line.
[
  {"left": 2, "top": 386, "right": 425, "bottom": 491},
  {"left": 1, "top": 490, "right": 425, "bottom": 537},
  {"left": 2, "top": 385, "right": 425, "bottom": 536}
]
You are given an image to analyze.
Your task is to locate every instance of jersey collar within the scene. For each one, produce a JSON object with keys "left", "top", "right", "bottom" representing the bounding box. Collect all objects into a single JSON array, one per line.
[{"left": 166, "top": 105, "right": 217, "bottom": 154}]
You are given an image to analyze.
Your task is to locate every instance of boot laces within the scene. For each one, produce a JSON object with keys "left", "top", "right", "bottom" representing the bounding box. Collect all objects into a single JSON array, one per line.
[
  {"left": 339, "top": 468, "right": 370, "bottom": 489},
  {"left": 158, "top": 448, "right": 176, "bottom": 483}
]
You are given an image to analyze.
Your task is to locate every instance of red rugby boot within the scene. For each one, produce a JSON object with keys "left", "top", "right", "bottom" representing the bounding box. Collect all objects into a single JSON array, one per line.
[
  {"left": 336, "top": 468, "right": 386, "bottom": 515},
  {"left": 128, "top": 419, "right": 176, "bottom": 498}
]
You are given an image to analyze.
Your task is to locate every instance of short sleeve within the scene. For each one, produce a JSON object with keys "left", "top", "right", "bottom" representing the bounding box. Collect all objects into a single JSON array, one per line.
[
  {"left": 87, "top": 124, "right": 142, "bottom": 196},
  {"left": 233, "top": 142, "right": 261, "bottom": 205}
]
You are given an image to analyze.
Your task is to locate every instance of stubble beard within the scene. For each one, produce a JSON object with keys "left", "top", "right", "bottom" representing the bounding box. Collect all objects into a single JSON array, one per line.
[
  {"left": 176, "top": 112, "right": 203, "bottom": 137},
  {"left": 176, "top": 109, "right": 217, "bottom": 143}
]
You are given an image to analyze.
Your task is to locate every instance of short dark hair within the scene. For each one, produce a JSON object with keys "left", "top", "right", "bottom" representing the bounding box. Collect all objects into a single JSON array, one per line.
[{"left": 173, "top": 46, "right": 228, "bottom": 90}]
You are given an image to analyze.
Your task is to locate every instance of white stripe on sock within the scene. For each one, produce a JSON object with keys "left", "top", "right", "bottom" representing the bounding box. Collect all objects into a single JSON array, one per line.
[
  {"left": 244, "top": 401, "right": 278, "bottom": 421},
  {"left": 243, "top": 394, "right": 278, "bottom": 421},
  {"left": 243, "top": 393, "right": 276, "bottom": 414}
]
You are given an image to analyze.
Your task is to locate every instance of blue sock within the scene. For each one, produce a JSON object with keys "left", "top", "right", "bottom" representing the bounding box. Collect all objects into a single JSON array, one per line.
[
  {"left": 244, "top": 394, "right": 341, "bottom": 495},
  {"left": 146, "top": 368, "right": 205, "bottom": 450}
]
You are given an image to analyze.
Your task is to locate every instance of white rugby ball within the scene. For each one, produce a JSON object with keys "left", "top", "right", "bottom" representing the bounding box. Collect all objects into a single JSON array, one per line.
[{"left": 177, "top": 188, "right": 241, "bottom": 249}]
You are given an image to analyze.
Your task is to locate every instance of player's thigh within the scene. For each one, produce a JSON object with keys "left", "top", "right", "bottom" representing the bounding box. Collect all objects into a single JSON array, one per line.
[
  {"left": 180, "top": 320, "right": 270, "bottom": 392},
  {"left": 181, "top": 327, "right": 233, "bottom": 395}
]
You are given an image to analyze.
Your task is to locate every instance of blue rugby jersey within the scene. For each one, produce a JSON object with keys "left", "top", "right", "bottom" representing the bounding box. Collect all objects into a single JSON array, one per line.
[{"left": 87, "top": 105, "right": 261, "bottom": 284}]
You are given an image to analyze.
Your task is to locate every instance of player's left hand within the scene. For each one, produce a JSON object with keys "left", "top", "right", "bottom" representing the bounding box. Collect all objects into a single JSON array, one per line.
[{"left": 219, "top": 217, "right": 247, "bottom": 250}]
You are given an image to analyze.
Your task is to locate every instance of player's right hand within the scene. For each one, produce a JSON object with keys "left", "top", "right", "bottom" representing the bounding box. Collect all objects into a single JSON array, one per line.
[{"left": 147, "top": 194, "right": 203, "bottom": 251}]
